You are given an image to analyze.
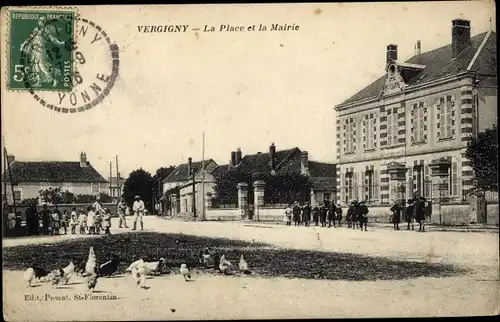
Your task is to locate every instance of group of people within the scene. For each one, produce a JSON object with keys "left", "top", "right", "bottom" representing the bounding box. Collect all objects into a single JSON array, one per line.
[
  {"left": 283, "top": 200, "right": 351, "bottom": 229},
  {"left": 22, "top": 195, "right": 147, "bottom": 236},
  {"left": 390, "top": 192, "right": 428, "bottom": 232}
]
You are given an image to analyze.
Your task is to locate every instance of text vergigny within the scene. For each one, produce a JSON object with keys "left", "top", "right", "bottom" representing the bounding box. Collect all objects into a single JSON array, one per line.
[{"left": 137, "top": 23, "right": 300, "bottom": 33}]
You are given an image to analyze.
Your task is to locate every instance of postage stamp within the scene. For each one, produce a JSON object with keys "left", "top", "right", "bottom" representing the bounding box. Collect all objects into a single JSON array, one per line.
[{"left": 8, "top": 10, "right": 76, "bottom": 91}]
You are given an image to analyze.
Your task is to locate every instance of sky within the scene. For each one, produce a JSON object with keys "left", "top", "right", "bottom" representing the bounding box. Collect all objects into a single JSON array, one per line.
[{"left": 1, "top": 1, "right": 496, "bottom": 179}]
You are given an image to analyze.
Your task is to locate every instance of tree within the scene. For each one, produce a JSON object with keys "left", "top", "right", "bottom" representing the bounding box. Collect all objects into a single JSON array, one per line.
[
  {"left": 19, "top": 197, "right": 39, "bottom": 206},
  {"left": 61, "top": 190, "right": 76, "bottom": 204},
  {"left": 39, "top": 187, "right": 63, "bottom": 204},
  {"left": 152, "top": 166, "right": 176, "bottom": 199},
  {"left": 122, "top": 168, "right": 154, "bottom": 211},
  {"left": 465, "top": 125, "right": 498, "bottom": 192},
  {"left": 213, "top": 168, "right": 252, "bottom": 205}
]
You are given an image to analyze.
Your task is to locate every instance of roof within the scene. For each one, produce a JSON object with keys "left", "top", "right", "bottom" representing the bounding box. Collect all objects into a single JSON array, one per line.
[
  {"left": 3, "top": 161, "right": 108, "bottom": 183},
  {"left": 162, "top": 159, "right": 216, "bottom": 183},
  {"left": 308, "top": 161, "right": 336, "bottom": 191},
  {"left": 211, "top": 164, "right": 230, "bottom": 176},
  {"left": 237, "top": 148, "right": 300, "bottom": 174},
  {"left": 339, "top": 31, "right": 496, "bottom": 106}
]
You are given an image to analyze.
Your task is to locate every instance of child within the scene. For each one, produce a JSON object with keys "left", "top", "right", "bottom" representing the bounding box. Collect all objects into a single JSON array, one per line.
[
  {"left": 86, "top": 206, "right": 96, "bottom": 235},
  {"left": 78, "top": 209, "right": 87, "bottom": 234},
  {"left": 51, "top": 210, "right": 60, "bottom": 235},
  {"left": 61, "top": 210, "right": 69, "bottom": 234},
  {"left": 336, "top": 204, "right": 343, "bottom": 227},
  {"left": 103, "top": 208, "right": 112, "bottom": 235},
  {"left": 94, "top": 211, "right": 102, "bottom": 235},
  {"left": 405, "top": 199, "right": 415, "bottom": 231},
  {"left": 70, "top": 207, "right": 78, "bottom": 234},
  {"left": 390, "top": 200, "right": 402, "bottom": 231}
]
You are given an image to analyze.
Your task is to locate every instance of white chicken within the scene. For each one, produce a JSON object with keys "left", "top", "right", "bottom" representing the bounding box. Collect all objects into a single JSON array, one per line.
[
  {"left": 219, "top": 255, "right": 232, "bottom": 275},
  {"left": 131, "top": 266, "right": 148, "bottom": 289},
  {"left": 60, "top": 261, "right": 75, "bottom": 284},
  {"left": 126, "top": 258, "right": 166, "bottom": 275},
  {"left": 84, "top": 247, "right": 97, "bottom": 276},
  {"left": 238, "top": 255, "right": 251, "bottom": 275},
  {"left": 180, "top": 264, "right": 191, "bottom": 281},
  {"left": 24, "top": 268, "right": 35, "bottom": 287}
]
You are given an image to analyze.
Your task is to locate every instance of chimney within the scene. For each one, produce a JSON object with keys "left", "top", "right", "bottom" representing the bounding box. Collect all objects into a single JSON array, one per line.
[
  {"left": 6, "top": 155, "right": 15, "bottom": 165},
  {"left": 269, "top": 143, "right": 276, "bottom": 171},
  {"left": 230, "top": 151, "right": 236, "bottom": 166},
  {"left": 80, "top": 152, "right": 88, "bottom": 167},
  {"left": 300, "top": 151, "right": 309, "bottom": 176},
  {"left": 452, "top": 19, "right": 471, "bottom": 58},
  {"left": 187, "top": 157, "right": 192, "bottom": 176},
  {"left": 235, "top": 148, "right": 242, "bottom": 165},
  {"left": 386, "top": 44, "right": 398, "bottom": 66},
  {"left": 416, "top": 40, "right": 421, "bottom": 55}
]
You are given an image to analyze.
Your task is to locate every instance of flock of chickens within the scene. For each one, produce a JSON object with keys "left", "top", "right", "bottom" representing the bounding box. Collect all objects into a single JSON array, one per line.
[{"left": 23, "top": 246, "right": 252, "bottom": 293}]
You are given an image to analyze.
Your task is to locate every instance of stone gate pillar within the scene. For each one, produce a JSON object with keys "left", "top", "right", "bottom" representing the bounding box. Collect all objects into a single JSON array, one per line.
[
  {"left": 205, "top": 193, "right": 212, "bottom": 209},
  {"left": 253, "top": 180, "right": 265, "bottom": 221},
  {"left": 170, "top": 194, "right": 177, "bottom": 217},
  {"left": 237, "top": 182, "right": 249, "bottom": 220},
  {"left": 387, "top": 162, "right": 407, "bottom": 205},
  {"left": 429, "top": 158, "right": 451, "bottom": 225}
]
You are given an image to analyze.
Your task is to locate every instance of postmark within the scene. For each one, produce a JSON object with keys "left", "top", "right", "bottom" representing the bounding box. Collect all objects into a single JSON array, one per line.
[
  {"left": 8, "top": 10, "right": 75, "bottom": 91},
  {"left": 8, "top": 9, "right": 120, "bottom": 113}
]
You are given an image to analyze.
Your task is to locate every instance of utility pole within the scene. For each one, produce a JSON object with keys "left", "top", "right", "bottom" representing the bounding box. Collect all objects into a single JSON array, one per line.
[
  {"left": 201, "top": 132, "right": 205, "bottom": 221},
  {"left": 4, "top": 146, "right": 17, "bottom": 215},
  {"left": 192, "top": 163, "right": 196, "bottom": 218},
  {"left": 109, "top": 161, "right": 112, "bottom": 197}
]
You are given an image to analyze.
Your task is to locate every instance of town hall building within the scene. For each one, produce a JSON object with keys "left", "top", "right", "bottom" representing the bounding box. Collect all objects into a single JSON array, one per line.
[{"left": 334, "top": 19, "right": 497, "bottom": 207}]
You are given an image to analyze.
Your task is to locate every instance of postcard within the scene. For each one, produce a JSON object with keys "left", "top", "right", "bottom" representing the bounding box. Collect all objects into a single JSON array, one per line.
[{"left": 1, "top": 2, "right": 498, "bottom": 320}]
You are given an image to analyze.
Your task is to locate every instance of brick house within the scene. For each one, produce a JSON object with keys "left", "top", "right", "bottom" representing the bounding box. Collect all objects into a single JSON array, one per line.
[
  {"left": 215, "top": 143, "right": 336, "bottom": 205},
  {"left": 334, "top": 19, "right": 496, "bottom": 206},
  {"left": 2, "top": 152, "right": 109, "bottom": 204}
]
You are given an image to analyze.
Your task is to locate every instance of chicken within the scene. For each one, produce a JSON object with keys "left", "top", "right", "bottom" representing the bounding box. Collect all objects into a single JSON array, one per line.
[
  {"left": 60, "top": 261, "right": 75, "bottom": 284},
  {"left": 84, "top": 247, "right": 97, "bottom": 276},
  {"left": 201, "top": 248, "right": 212, "bottom": 268},
  {"left": 24, "top": 268, "right": 35, "bottom": 287},
  {"left": 85, "top": 273, "right": 98, "bottom": 294},
  {"left": 125, "top": 259, "right": 144, "bottom": 272},
  {"left": 50, "top": 269, "right": 65, "bottom": 288},
  {"left": 180, "top": 264, "right": 191, "bottom": 281},
  {"left": 131, "top": 266, "right": 148, "bottom": 289},
  {"left": 219, "top": 255, "right": 232, "bottom": 275},
  {"left": 238, "top": 255, "right": 251, "bottom": 275}
]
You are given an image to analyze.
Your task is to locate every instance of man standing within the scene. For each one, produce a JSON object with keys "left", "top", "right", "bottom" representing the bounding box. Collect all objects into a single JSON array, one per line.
[
  {"left": 292, "top": 201, "right": 301, "bottom": 227},
  {"left": 336, "top": 204, "right": 343, "bottom": 227},
  {"left": 327, "top": 200, "right": 336, "bottom": 228},
  {"left": 40, "top": 204, "right": 51, "bottom": 235},
  {"left": 414, "top": 194, "right": 427, "bottom": 232},
  {"left": 92, "top": 195, "right": 105, "bottom": 215},
  {"left": 117, "top": 197, "right": 129, "bottom": 228},
  {"left": 132, "top": 195, "right": 145, "bottom": 231},
  {"left": 312, "top": 204, "right": 319, "bottom": 226},
  {"left": 358, "top": 200, "right": 369, "bottom": 231},
  {"left": 25, "top": 201, "right": 38, "bottom": 236},
  {"left": 302, "top": 202, "right": 311, "bottom": 227}
]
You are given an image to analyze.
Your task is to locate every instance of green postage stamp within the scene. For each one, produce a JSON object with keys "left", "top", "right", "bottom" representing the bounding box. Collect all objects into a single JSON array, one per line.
[{"left": 7, "top": 10, "right": 75, "bottom": 91}]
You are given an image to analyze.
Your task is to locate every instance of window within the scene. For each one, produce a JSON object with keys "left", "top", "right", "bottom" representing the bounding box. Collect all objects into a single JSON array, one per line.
[
  {"left": 363, "top": 114, "right": 376, "bottom": 151},
  {"left": 413, "top": 166, "right": 424, "bottom": 194},
  {"left": 437, "top": 95, "right": 455, "bottom": 140},
  {"left": 387, "top": 108, "right": 398, "bottom": 146},
  {"left": 344, "top": 118, "right": 356, "bottom": 154},
  {"left": 449, "top": 162, "right": 458, "bottom": 196},
  {"left": 345, "top": 172, "right": 354, "bottom": 202},
  {"left": 364, "top": 170, "right": 374, "bottom": 201},
  {"left": 13, "top": 190, "right": 22, "bottom": 203},
  {"left": 411, "top": 102, "right": 427, "bottom": 144}
]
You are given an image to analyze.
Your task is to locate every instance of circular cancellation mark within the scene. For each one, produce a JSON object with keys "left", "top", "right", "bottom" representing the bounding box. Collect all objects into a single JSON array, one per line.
[{"left": 21, "top": 16, "right": 119, "bottom": 113}]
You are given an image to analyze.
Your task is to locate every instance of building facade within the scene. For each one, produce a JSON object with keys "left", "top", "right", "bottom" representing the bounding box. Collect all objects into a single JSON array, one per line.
[
  {"left": 2, "top": 152, "right": 109, "bottom": 204},
  {"left": 335, "top": 19, "right": 497, "bottom": 206}
]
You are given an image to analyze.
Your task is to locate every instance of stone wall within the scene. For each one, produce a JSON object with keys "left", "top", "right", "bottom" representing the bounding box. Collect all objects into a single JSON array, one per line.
[{"left": 205, "top": 208, "right": 240, "bottom": 221}]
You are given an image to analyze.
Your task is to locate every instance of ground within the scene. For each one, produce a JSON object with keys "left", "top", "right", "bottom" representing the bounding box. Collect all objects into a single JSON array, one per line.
[{"left": 3, "top": 217, "right": 499, "bottom": 320}]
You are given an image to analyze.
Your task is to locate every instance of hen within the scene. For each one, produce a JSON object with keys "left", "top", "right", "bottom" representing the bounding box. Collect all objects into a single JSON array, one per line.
[
  {"left": 131, "top": 266, "right": 149, "bottom": 289},
  {"left": 84, "top": 247, "right": 97, "bottom": 276},
  {"left": 219, "top": 255, "right": 232, "bottom": 275},
  {"left": 180, "top": 264, "right": 191, "bottom": 281},
  {"left": 85, "top": 273, "right": 98, "bottom": 294},
  {"left": 60, "top": 261, "right": 75, "bottom": 284},
  {"left": 238, "top": 255, "right": 251, "bottom": 275}
]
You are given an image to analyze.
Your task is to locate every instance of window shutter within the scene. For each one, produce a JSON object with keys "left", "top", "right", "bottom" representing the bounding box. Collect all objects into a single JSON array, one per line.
[
  {"left": 373, "top": 170, "right": 379, "bottom": 200},
  {"left": 419, "top": 108, "right": 424, "bottom": 142},
  {"left": 439, "top": 103, "right": 445, "bottom": 138},
  {"left": 424, "top": 165, "right": 430, "bottom": 198},
  {"left": 446, "top": 103, "right": 452, "bottom": 138},
  {"left": 361, "top": 171, "right": 366, "bottom": 201},
  {"left": 340, "top": 172, "right": 345, "bottom": 203},
  {"left": 353, "top": 172, "right": 359, "bottom": 200},
  {"left": 452, "top": 162, "right": 458, "bottom": 196},
  {"left": 408, "top": 166, "right": 413, "bottom": 198}
]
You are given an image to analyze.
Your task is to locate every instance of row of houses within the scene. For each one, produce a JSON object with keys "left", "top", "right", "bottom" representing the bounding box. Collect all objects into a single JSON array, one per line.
[
  {"left": 2, "top": 152, "right": 124, "bottom": 204},
  {"left": 160, "top": 143, "right": 336, "bottom": 215}
]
